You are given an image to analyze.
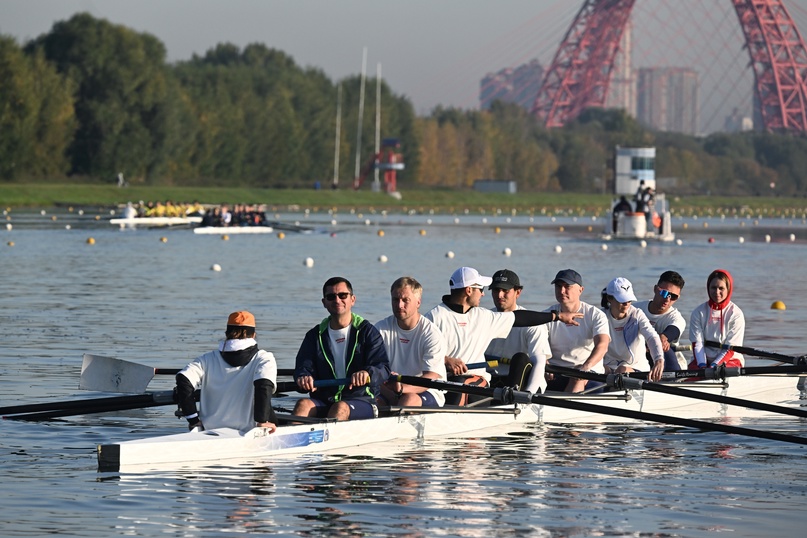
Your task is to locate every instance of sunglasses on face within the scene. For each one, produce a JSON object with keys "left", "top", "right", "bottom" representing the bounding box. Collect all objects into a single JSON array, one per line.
[
  {"left": 324, "top": 292, "right": 352, "bottom": 301},
  {"left": 658, "top": 289, "right": 679, "bottom": 301}
]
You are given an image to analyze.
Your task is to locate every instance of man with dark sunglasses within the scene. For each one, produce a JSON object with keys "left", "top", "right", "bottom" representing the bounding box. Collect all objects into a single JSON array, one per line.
[
  {"left": 293, "top": 276, "right": 390, "bottom": 420},
  {"left": 634, "top": 270, "right": 687, "bottom": 371}
]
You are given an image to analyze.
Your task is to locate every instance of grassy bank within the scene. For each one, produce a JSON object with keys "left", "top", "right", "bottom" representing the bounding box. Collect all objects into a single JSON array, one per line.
[{"left": 1, "top": 183, "right": 806, "bottom": 217}]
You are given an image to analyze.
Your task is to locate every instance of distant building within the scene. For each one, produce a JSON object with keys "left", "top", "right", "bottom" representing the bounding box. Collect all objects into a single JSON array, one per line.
[
  {"left": 636, "top": 67, "right": 699, "bottom": 135},
  {"left": 724, "top": 107, "right": 753, "bottom": 132},
  {"left": 474, "top": 179, "right": 517, "bottom": 194},
  {"left": 480, "top": 59, "right": 544, "bottom": 110},
  {"left": 604, "top": 22, "right": 636, "bottom": 116}
]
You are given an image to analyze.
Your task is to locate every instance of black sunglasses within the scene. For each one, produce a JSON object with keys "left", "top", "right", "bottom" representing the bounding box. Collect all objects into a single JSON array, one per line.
[
  {"left": 658, "top": 289, "right": 679, "bottom": 301},
  {"left": 324, "top": 292, "right": 352, "bottom": 301}
]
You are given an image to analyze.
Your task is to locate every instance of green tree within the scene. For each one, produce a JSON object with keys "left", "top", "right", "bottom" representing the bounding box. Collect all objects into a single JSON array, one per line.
[
  {"left": 27, "top": 13, "right": 181, "bottom": 182},
  {"left": 0, "top": 36, "right": 75, "bottom": 180}
]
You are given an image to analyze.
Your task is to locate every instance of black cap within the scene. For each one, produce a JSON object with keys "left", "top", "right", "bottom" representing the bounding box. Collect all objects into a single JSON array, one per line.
[
  {"left": 551, "top": 269, "right": 583, "bottom": 287},
  {"left": 490, "top": 269, "right": 521, "bottom": 290}
]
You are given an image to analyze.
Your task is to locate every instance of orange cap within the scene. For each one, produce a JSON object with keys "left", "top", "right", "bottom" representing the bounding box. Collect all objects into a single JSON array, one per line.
[{"left": 227, "top": 310, "right": 255, "bottom": 327}]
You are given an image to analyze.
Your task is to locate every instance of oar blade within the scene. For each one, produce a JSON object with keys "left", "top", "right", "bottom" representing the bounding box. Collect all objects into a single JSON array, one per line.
[{"left": 80, "top": 354, "right": 155, "bottom": 393}]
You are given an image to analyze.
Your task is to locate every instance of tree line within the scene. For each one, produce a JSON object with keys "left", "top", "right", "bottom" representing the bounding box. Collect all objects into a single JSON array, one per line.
[{"left": 1, "top": 12, "right": 806, "bottom": 196}]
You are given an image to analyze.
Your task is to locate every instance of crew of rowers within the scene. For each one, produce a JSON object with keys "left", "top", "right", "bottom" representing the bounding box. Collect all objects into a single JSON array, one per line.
[
  {"left": 175, "top": 266, "right": 743, "bottom": 432},
  {"left": 198, "top": 204, "right": 268, "bottom": 227},
  {"left": 136, "top": 200, "right": 206, "bottom": 218}
]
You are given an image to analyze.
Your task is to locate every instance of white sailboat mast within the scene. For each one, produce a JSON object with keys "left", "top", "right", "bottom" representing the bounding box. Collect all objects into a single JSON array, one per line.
[
  {"left": 332, "top": 83, "right": 342, "bottom": 188},
  {"left": 353, "top": 47, "right": 368, "bottom": 186},
  {"left": 373, "top": 63, "right": 381, "bottom": 191}
]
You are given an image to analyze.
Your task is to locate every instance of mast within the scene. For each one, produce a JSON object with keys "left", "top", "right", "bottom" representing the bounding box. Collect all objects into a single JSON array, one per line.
[
  {"left": 373, "top": 62, "right": 381, "bottom": 192},
  {"left": 332, "top": 83, "right": 342, "bottom": 188},
  {"left": 353, "top": 47, "right": 367, "bottom": 188}
]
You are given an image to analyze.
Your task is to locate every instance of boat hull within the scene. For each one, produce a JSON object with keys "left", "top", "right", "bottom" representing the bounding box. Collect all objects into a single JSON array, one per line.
[
  {"left": 110, "top": 216, "right": 203, "bottom": 227},
  {"left": 99, "top": 404, "right": 537, "bottom": 472},
  {"left": 192, "top": 226, "right": 274, "bottom": 235}
]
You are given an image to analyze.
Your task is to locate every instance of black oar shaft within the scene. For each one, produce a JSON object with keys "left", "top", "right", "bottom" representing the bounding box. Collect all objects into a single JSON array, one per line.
[
  {"left": 704, "top": 340, "right": 802, "bottom": 364},
  {"left": 154, "top": 368, "right": 295, "bottom": 377},
  {"left": 0, "top": 391, "right": 175, "bottom": 416},
  {"left": 396, "top": 375, "right": 807, "bottom": 446},
  {"left": 4, "top": 399, "right": 176, "bottom": 421}
]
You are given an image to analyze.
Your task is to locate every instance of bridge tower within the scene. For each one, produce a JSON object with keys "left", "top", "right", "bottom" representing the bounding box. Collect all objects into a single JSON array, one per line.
[{"left": 532, "top": 0, "right": 807, "bottom": 134}]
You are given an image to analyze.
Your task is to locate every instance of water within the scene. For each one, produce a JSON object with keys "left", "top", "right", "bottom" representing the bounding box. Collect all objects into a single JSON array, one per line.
[{"left": 1, "top": 207, "right": 807, "bottom": 536}]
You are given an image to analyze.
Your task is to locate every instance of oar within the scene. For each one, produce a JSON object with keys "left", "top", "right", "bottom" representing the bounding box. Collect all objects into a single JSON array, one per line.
[
  {"left": 80, "top": 354, "right": 295, "bottom": 393},
  {"left": 394, "top": 375, "right": 807, "bottom": 446},
  {"left": 2, "top": 378, "right": 347, "bottom": 421},
  {"left": 704, "top": 341, "right": 806, "bottom": 365},
  {"left": 2, "top": 390, "right": 177, "bottom": 419},
  {"left": 546, "top": 365, "right": 807, "bottom": 419},
  {"left": 466, "top": 359, "right": 498, "bottom": 369},
  {"left": 621, "top": 364, "right": 807, "bottom": 381}
]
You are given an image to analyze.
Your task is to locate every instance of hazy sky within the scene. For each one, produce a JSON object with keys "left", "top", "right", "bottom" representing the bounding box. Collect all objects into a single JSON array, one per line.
[
  {"left": 0, "top": 0, "right": 577, "bottom": 114},
  {"left": 3, "top": 0, "right": 807, "bottom": 131}
]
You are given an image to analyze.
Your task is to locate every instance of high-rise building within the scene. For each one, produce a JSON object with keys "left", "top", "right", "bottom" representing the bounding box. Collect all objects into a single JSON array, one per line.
[
  {"left": 636, "top": 67, "right": 699, "bottom": 134},
  {"left": 605, "top": 22, "right": 636, "bottom": 116},
  {"left": 480, "top": 59, "right": 544, "bottom": 110}
]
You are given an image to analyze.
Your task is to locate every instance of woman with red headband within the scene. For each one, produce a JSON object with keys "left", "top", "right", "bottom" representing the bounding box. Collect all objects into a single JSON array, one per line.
[{"left": 688, "top": 269, "right": 746, "bottom": 369}]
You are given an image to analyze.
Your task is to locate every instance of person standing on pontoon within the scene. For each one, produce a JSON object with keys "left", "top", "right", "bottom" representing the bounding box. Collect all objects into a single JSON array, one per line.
[
  {"left": 293, "top": 276, "right": 390, "bottom": 420},
  {"left": 544, "top": 269, "right": 611, "bottom": 393},
  {"left": 175, "top": 311, "right": 278, "bottom": 432},
  {"left": 424, "top": 266, "right": 581, "bottom": 405},
  {"left": 689, "top": 269, "right": 745, "bottom": 369},
  {"left": 634, "top": 271, "right": 687, "bottom": 371},
  {"left": 375, "top": 276, "right": 447, "bottom": 408},
  {"left": 600, "top": 277, "right": 664, "bottom": 382},
  {"left": 484, "top": 269, "right": 552, "bottom": 394}
]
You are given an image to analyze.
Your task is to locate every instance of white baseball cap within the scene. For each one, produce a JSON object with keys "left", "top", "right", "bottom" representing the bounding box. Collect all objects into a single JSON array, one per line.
[
  {"left": 449, "top": 267, "right": 493, "bottom": 289},
  {"left": 606, "top": 277, "right": 638, "bottom": 303}
]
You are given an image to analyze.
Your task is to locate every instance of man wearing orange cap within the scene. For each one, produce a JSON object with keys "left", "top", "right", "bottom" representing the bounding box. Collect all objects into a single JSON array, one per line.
[{"left": 176, "top": 311, "right": 278, "bottom": 432}]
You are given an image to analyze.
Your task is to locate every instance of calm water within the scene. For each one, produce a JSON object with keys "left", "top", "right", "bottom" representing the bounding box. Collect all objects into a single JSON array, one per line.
[{"left": 1, "top": 207, "right": 806, "bottom": 537}]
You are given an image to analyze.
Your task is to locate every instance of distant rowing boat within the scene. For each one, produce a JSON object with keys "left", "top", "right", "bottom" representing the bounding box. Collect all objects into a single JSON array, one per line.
[
  {"left": 193, "top": 225, "right": 275, "bottom": 235},
  {"left": 98, "top": 374, "right": 805, "bottom": 472},
  {"left": 110, "top": 216, "right": 203, "bottom": 227}
]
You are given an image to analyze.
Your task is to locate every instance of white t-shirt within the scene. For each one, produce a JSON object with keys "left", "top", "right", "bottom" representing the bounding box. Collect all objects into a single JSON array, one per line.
[
  {"left": 485, "top": 305, "right": 551, "bottom": 394},
  {"left": 375, "top": 314, "right": 447, "bottom": 406},
  {"left": 602, "top": 305, "right": 663, "bottom": 370},
  {"left": 328, "top": 325, "right": 350, "bottom": 378},
  {"left": 544, "top": 302, "right": 610, "bottom": 373},
  {"left": 179, "top": 349, "right": 277, "bottom": 431},
  {"left": 634, "top": 300, "right": 686, "bottom": 344},
  {"left": 424, "top": 302, "right": 515, "bottom": 381},
  {"left": 689, "top": 301, "right": 746, "bottom": 366}
]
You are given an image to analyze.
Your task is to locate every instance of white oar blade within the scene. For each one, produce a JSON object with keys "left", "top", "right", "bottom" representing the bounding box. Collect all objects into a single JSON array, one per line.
[{"left": 80, "top": 354, "right": 155, "bottom": 393}]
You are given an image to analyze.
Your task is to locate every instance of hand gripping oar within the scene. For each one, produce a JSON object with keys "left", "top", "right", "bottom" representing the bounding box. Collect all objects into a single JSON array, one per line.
[
  {"left": 545, "top": 364, "right": 807, "bottom": 419},
  {"left": 80, "top": 354, "right": 295, "bottom": 393},
  {"left": 394, "top": 375, "right": 807, "bottom": 446},
  {"left": 704, "top": 341, "right": 807, "bottom": 365}
]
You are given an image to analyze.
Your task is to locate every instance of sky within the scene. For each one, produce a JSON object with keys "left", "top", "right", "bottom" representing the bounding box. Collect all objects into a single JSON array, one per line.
[
  {"left": 3, "top": 1, "right": 807, "bottom": 131},
  {"left": 0, "top": 0, "right": 577, "bottom": 115}
]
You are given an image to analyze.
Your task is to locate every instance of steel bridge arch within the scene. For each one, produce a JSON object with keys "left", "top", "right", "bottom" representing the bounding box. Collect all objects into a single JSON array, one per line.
[{"left": 531, "top": 0, "right": 807, "bottom": 134}]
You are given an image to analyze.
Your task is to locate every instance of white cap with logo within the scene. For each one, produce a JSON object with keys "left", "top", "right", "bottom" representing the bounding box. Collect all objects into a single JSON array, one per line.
[{"left": 450, "top": 267, "right": 493, "bottom": 289}]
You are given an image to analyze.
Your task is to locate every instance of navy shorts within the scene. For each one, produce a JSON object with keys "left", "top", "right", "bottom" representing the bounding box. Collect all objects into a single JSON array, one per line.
[
  {"left": 308, "top": 397, "right": 377, "bottom": 419},
  {"left": 377, "top": 390, "right": 440, "bottom": 408}
]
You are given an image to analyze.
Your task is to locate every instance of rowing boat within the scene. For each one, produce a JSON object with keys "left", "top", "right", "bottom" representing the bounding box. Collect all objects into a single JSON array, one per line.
[
  {"left": 192, "top": 225, "right": 274, "bottom": 235},
  {"left": 98, "top": 404, "right": 538, "bottom": 472},
  {"left": 98, "top": 374, "right": 805, "bottom": 472},
  {"left": 110, "top": 216, "right": 203, "bottom": 227}
]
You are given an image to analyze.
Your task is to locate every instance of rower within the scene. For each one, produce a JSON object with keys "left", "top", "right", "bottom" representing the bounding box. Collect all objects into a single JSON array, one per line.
[
  {"left": 484, "top": 269, "right": 551, "bottom": 394},
  {"left": 375, "top": 276, "right": 447, "bottom": 408},
  {"left": 634, "top": 270, "right": 687, "bottom": 371},
  {"left": 175, "top": 311, "right": 278, "bottom": 432},
  {"left": 689, "top": 269, "right": 745, "bottom": 369},
  {"left": 292, "top": 277, "right": 390, "bottom": 421},
  {"left": 544, "top": 269, "right": 611, "bottom": 393}
]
